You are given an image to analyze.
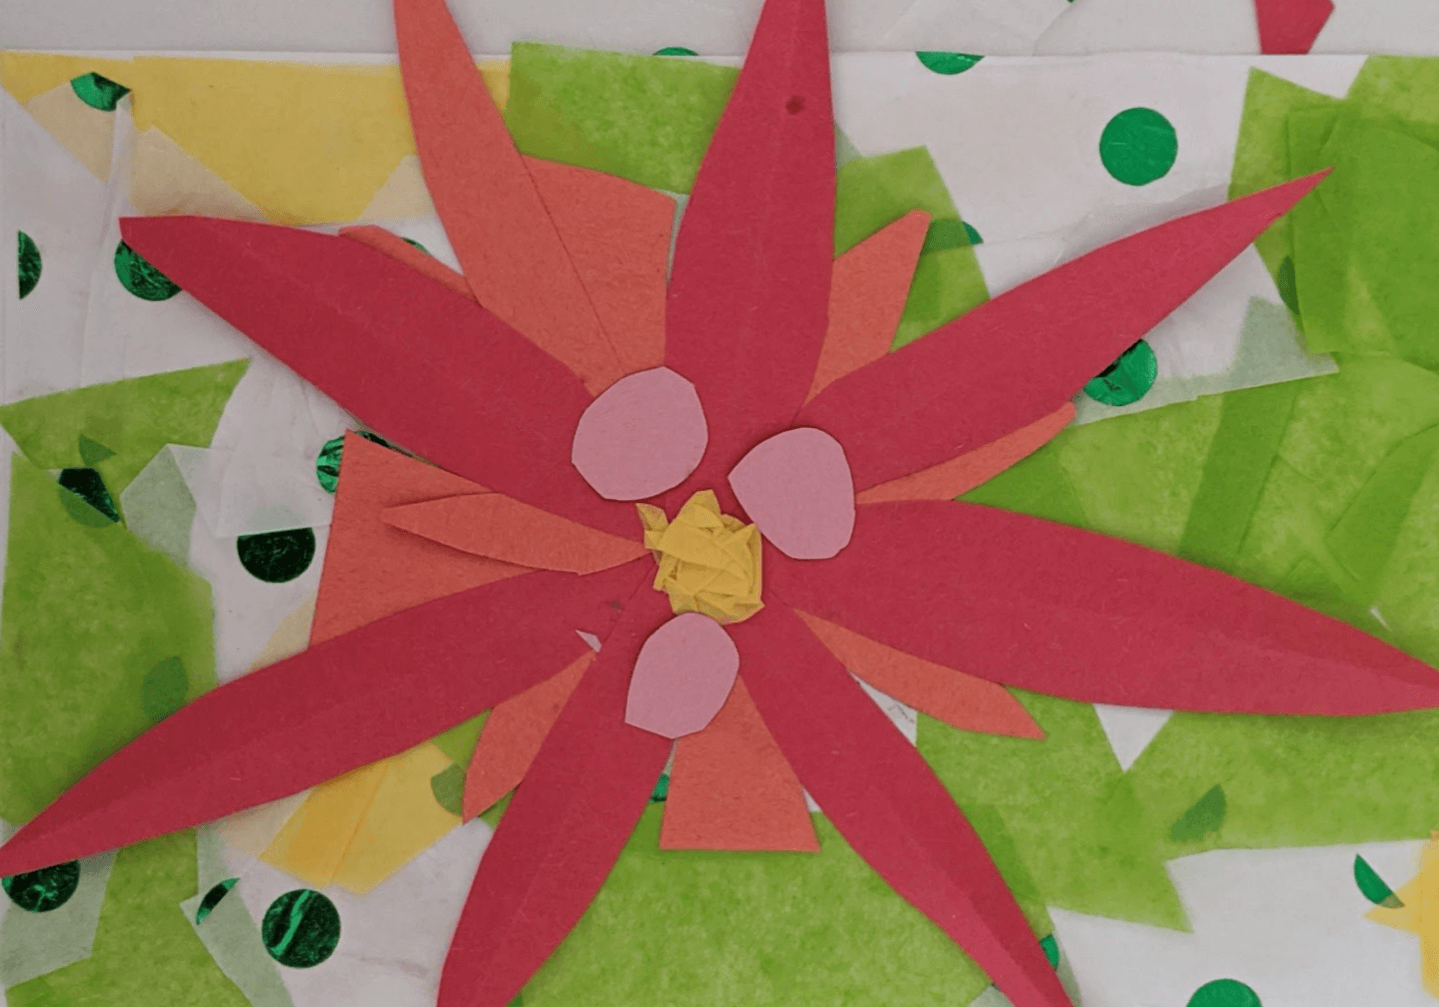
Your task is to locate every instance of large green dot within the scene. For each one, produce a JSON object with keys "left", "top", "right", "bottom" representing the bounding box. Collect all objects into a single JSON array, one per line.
[
  {"left": 653, "top": 46, "right": 697, "bottom": 56},
  {"left": 916, "top": 52, "right": 984, "bottom": 75},
  {"left": 3, "top": 862, "right": 81, "bottom": 913},
  {"left": 1187, "top": 979, "right": 1262, "bottom": 1007},
  {"left": 261, "top": 889, "right": 341, "bottom": 967},
  {"left": 1100, "top": 107, "right": 1178, "bottom": 186},
  {"left": 1083, "top": 340, "right": 1158, "bottom": 406},
  {"left": 70, "top": 72, "right": 130, "bottom": 111},
  {"left": 237, "top": 528, "right": 317, "bottom": 583},
  {"left": 18, "top": 232, "right": 41, "bottom": 299},
  {"left": 114, "top": 241, "right": 181, "bottom": 301}
]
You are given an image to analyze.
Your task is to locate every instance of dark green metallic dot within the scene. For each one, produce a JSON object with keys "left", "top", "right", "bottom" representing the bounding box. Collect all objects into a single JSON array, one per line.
[
  {"left": 196, "top": 878, "right": 240, "bottom": 923},
  {"left": 114, "top": 241, "right": 181, "bottom": 301},
  {"left": 653, "top": 46, "right": 698, "bottom": 56},
  {"left": 921, "top": 218, "right": 975, "bottom": 254},
  {"left": 1083, "top": 340, "right": 1158, "bottom": 407},
  {"left": 316, "top": 430, "right": 394, "bottom": 493},
  {"left": 262, "top": 889, "right": 341, "bottom": 967},
  {"left": 1039, "top": 934, "right": 1060, "bottom": 968},
  {"left": 650, "top": 771, "right": 670, "bottom": 802},
  {"left": 1100, "top": 107, "right": 1178, "bottom": 187},
  {"left": 18, "top": 232, "right": 41, "bottom": 299},
  {"left": 58, "top": 468, "right": 120, "bottom": 524},
  {"left": 70, "top": 72, "right": 130, "bottom": 111},
  {"left": 915, "top": 52, "right": 983, "bottom": 75},
  {"left": 402, "top": 237, "right": 431, "bottom": 255},
  {"left": 143, "top": 656, "right": 189, "bottom": 724},
  {"left": 1187, "top": 979, "right": 1262, "bottom": 1007},
  {"left": 237, "top": 528, "right": 316, "bottom": 583},
  {"left": 3, "top": 862, "right": 81, "bottom": 913}
]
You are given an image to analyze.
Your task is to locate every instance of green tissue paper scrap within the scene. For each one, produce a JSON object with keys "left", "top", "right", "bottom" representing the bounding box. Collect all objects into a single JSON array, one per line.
[{"left": 0, "top": 851, "right": 115, "bottom": 989}]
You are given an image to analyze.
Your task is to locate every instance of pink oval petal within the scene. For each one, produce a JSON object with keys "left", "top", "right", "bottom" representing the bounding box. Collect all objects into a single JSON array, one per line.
[
  {"left": 728, "top": 427, "right": 855, "bottom": 560},
  {"left": 625, "top": 613, "right": 739, "bottom": 739},
  {"left": 572, "top": 367, "right": 708, "bottom": 501}
]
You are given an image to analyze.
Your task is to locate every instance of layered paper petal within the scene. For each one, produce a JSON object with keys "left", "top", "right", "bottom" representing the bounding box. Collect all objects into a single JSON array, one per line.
[
  {"left": 732, "top": 603, "right": 1072, "bottom": 1007},
  {"left": 797, "top": 173, "right": 1329, "bottom": 491},
  {"left": 339, "top": 224, "right": 474, "bottom": 300},
  {"left": 768, "top": 501, "right": 1439, "bottom": 714}
]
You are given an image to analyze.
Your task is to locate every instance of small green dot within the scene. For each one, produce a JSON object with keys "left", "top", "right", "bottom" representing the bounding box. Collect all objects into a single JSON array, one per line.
[
  {"left": 70, "top": 72, "right": 130, "bottom": 111},
  {"left": 1354, "top": 854, "right": 1404, "bottom": 908},
  {"left": 316, "top": 431, "right": 393, "bottom": 493},
  {"left": 921, "top": 218, "right": 976, "bottom": 254},
  {"left": 654, "top": 46, "right": 698, "bottom": 56},
  {"left": 963, "top": 222, "right": 983, "bottom": 245},
  {"left": 1169, "top": 783, "right": 1228, "bottom": 843},
  {"left": 18, "top": 232, "right": 41, "bottom": 299},
  {"left": 402, "top": 237, "right": 431, "bottom": 256},
  {"left": 262, "top": 889, "right": 341, "bottom": 968},
  {"left": 1275, "top": 256, "right": 1299, "bottom": 316},
  {"left": 1083, "top": 340, "right": 1158, "bottom": 407},
  {"left": 58, "top": 468, "right": 120, "bottom": 524},
  {"left": 143, "top": 656, "right": 189, "bottom": 724},
  {"left": 196, "top": 878, "right": 239, "bottom": 923},
  {"left": 1100, "top": 107, "right": 1178, "bottom": 187},
  {"left": 237, "top": 528, "right": 317, "bottom": 583},
  {"left": 3, "top": 862, "right": 81, "bottom": 913},
  {"left": 650, "top": 771, "right": 670, "bottom": 802},
  {"left": 430, "top": 763, "right": 465, "bottom": 816},
  {"left": 114, "top": 241, "right": 181, "bottom": 301},
  {"left": 1039, "top": 934, "right": 1060, "bottom": 969},
  {"left": 916, "top": 51, "right": 984, "bottom": 75},
  {"left": 1187, "top": 979, "right": 1262, "bottom": 1007}
]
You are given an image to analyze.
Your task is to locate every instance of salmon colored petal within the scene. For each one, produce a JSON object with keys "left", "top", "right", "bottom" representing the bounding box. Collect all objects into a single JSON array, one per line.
[
  {"left": 526, "top": 157, "right": 673, "bottom": 375},
  {"left": 462, "top": 652, "right": 593, "bottom": 818},
  {"left": 660, "top": 678, "right": 818, "bottom": 852},
  {"left": 797, "top": 173, "right": 1330, "bottom": 491},
  {"left": 382, "top": 493, "right": 648, "bottom": 575},
  {"left": 806, "top": 210, "right": 930, "bottom": 402},
  {"left": 856, "top": 404, "right": 1075, "bottom": 504},
  {"left": 338, "top": 224, "right": 474, "bottom": 301},
  {"left": 394, "top": 0, "right": 625, "bottom": 393},
  {"left": 794, "top": 610, "right": 1043, "bottom": 739}
]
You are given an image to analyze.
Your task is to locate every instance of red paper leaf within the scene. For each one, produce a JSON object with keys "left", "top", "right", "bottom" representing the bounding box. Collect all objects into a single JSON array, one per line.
[
  {"left": 796, "top": 173, "right": 1329, "bottom": 492},
  {"left": 441, "top": 587, "right": 673, "bottom": 1007},
  {"left": 1256, "top": 0, "right": 1334, "bottom": 54},
  {"left": 0, "top": 561, "right": 648, "bottom": 877},
  {"left": 768, "top": 501, "right": 1439, "bottom": 714},
  {"left": 731, "top": 602, "right": 1072, "bottom": 1007}
]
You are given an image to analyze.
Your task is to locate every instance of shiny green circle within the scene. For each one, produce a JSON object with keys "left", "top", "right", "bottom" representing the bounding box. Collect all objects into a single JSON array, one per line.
[
  {"left": 196, "top": 878, "right": 239, "bottom": 923},
  {"left": 70, "top": 72, "right": 130, "bottom": 111},
  {"left": 316, "top": 436, "right": 345, "bottom": 493},
  {"left": 915, "top": 51, "right": 984, "bottom": 75},
  {"left": 58, "top": 468, "right": 120, "bottom": 524},
  {"left": 3, "top": 862, "right": 81, "bottom": 913},
  {"left": 261, "top": 889, "right": 341, "bottom": 968},
  {"left": 650, "top": 771, "right": 670, "bottom": 802},
  {"left": 18, "top": 232, "right": 41, "bottom": 299},
  {"left": 1039, "top": 934, "right": 1060, "bottom": 968},
  {"left": 236, "top": 528, "right": 317, "bottom": 583},
  {"left": 1187, "top": 979, "right": 1262, "bottom": 1007},
  {"left": 1099, "top": 107, "right": 1178, "bottom": 186},
  {"left": 1083, "top": 340, "right": 1158, "bottom": 406},
  {"left": 113, "top": 241, "right": 181, "bottom": 301},
  {"left": 654, "top": 46, "right": 698, "bottom": 56}
]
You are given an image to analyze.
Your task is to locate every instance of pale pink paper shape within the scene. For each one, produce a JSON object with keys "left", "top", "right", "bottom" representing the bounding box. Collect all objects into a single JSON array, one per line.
[
  {"left": 572, "top": 367, "right": 707, "bottom": 501},
  {"left": 728, "top": 427, "right": 855, "bottom": 559},
  {"left": 625, "top": 613, "right": 740, "bottom": 738}
]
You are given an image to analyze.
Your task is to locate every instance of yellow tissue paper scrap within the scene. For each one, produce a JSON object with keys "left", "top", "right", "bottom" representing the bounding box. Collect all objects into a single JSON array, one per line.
[
  {"left": 638, "top": 490, "right": 763, "bottom": 624},
  {"left": 23, "top": 80, "right": 116, "bottom": 181},
  {"left": 1368, "top": 834, "right": 1439, "bottom": 997}
]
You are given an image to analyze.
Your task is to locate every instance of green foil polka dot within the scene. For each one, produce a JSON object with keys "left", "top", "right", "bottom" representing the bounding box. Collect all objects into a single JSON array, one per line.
[
  {"left": 261, "top": 889, "right": 341, "bottom": 968},
  {"left": 113, "top": 241, "right": 181, "bottom": 301},
  {"left": 57, "top": 467, "right": 120, "bottom": 524},
  {"left": 402, "top": 237, "right": 431, "bottom": 255},
  {"left": 1039, "top": 934, "right": 1060, "bottom": 968},
  {"left": 316, "top": 430, "right": 394, "bottom": 493},
  {"left": 430, "top": 763, "right": 465, "bottom": 816},
  {"left": 70, "top": 72, "right": 131, "bottom": 111},
  {"left": 18, "top": 232, "right": 41, "bottom": 299},
  {"left": 237, "top": 528, "right": 317, "bottom": 583},
  {"left": 1354, "top": 854, "right": 1404, "bottom": 908},
  {"left": 1100, "top": 107, "right": 1178, "bottom": 187},
  {"left": 915, "top": 52, "right": 984, "bottom": 75},
  {"left": 1083, "top": 340, "right": 1158, "bottom": 407},
  {"left": 1187, "top": 978, "right": 1262, "bottom": 1007},
  {"left": 3, "top": 862, "right": 81, "bottom": 913},
  {"left": 650, "top": 771, "right": 670, "bottom": 802},
  {"left": 653, "top": 46, "right": 698, "bottom": 56},
  {"left": 921, "top": 218, "right": 978, "bottom": 254},
  {"left": 196, "top": 878, "right": 239, "bottom": 923},
  {"left": 142, "top": 656, "right": 189, "bottom": 724}
]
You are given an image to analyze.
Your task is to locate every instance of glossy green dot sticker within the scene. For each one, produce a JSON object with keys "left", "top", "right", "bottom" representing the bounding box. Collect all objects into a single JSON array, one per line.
[
  {"left": 916, "top": 52, "right": 983, "bottom": 75},
  {"left": 114, "top": 241, "right": 182, "bottom": 301},
  {"left": 262, "top": 889, "right": 341, "bottom": 967},
  {"left": 1039, "top": 933, "right": 1060, "bottom": 969},
  {"left": 650, "top": 771, "right": 670, "bottom": 802},
  {"left": 237, "top": 528, "right": 317, "bottom": 583},
  {"left": 18, "top": 231, "right": 41, "bottom": 299},
  {"left": 70, "top": 72, "right": 130, "bottom": 111},
  {"left": 1187, "top": 978, "right": 1262, "bottom": 1007},
  {"left": 654, "top": 46, "right": 697, "bottom": 56},
  {"left": 316, "top": 436, "right": 345, "bottom": 493},
  {"left": 1354, "top": 854, "right": 1404, "bottom": 908},
  {"left": 196, "top": 878, "right": 240, "bottom": 923},
  {"left": 143, "top": 656, "right": 189, "bottom": 724},
  {"left": 1100, "top": 107, "right": 1178, "bottom": 186},
  {"left": 1083, "top": 340, "right": 1158, "bottom": 407},
  {"left": 57, "top": 467, "right": 120, "bottom": 525},
  {"left": 3, "top": 862, "right": 81, "bottom": 913}
]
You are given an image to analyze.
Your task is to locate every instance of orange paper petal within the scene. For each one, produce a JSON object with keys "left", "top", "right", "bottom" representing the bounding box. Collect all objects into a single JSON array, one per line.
[
  {"left": 794, "top": 610, "right": 1044, "bottom": 739},
  {"left": 806, "top": 210, "right": 929, "bottom": 402},
  {"left": 382, "top": 493, "right": 649, "bottom": 574},
  {"left": 660, "top": 679, "right": 819, "bottom": 852},
  {"left": 462, "top": 652, "right": 594, "bottom": 817},
  {"left": 339, "top": 224, "right": 474, "bottom": 302},
  {"left": 856, "top": 403, "right": 1076, "bottom": 504},
  {"left": 311, "top": 433, "right": 527, "bottom": 643}
]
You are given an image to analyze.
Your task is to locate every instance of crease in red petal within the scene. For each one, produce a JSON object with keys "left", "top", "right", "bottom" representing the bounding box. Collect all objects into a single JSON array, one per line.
[
  {"left": 767, "top": 501, "right": 1439, "bottom": 715},
  {"left": 0, "top": 561, "right": 649, "bottom": 878},
  {"left": 732, "top": 602, "right": 1073, "bottom": 1007},
  {"left": 440, "top": 587, "right": 674, "bottom": 1007},
  {"left": 797, "top": 172, "right": 1330, "bottom": 491}
]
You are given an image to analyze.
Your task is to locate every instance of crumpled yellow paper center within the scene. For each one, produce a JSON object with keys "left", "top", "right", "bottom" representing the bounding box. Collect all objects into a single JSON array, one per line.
[{"left": 637, "top": 490, "right": 763, "bottom": 624}]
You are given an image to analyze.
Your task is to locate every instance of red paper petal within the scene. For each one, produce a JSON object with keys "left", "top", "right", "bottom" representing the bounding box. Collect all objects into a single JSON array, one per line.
[
  {"left": 768, "top": 501, "right": 1439, "bottom": 714},
  {"left": 339, "top": 224, "right": 475, "bottom": 301},
  {"left": 0, "top": 561, "right": 648, "bottom": 877},
  {"left": 441, "top": 587, "right": 674, "bottom": 1007},
  {"left": 1256, "top": 0, "right": 1334, "bottom": 54},
  {"left": 731, "top": 602, "right": 1072, "bottom": 1007},
  {"left": 119, "top": 216, "right": 634, "bottom": 538},
  {"left": 796, "top": 173, "right": 1329, "bottom": 492},
  {"left": 664, "top": 0, "right": 834, "bottom": 488}
]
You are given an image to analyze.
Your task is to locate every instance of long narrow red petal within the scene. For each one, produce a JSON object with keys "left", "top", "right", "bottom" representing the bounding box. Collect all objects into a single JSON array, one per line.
[
  {"left": 0, "top": 561, "right": 648, "bottom": 877},
  {"left": 797, "top": 173, "right": 1328, "bottom": 491},
  {"left": 440, "top": 587, "right": 674, "bottom": 1007},
  {"left": 665, "top": 0, "right": 834, "bottom": 488},
  {"left": 119, "top": 216, "right": 634, "bottom": 538},
  {"left": 731, "top": 602, "right": 1072, "bottom": 1007},
  {"left": 768, "top": 502, "right": 1439, "bottom": 714}
]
